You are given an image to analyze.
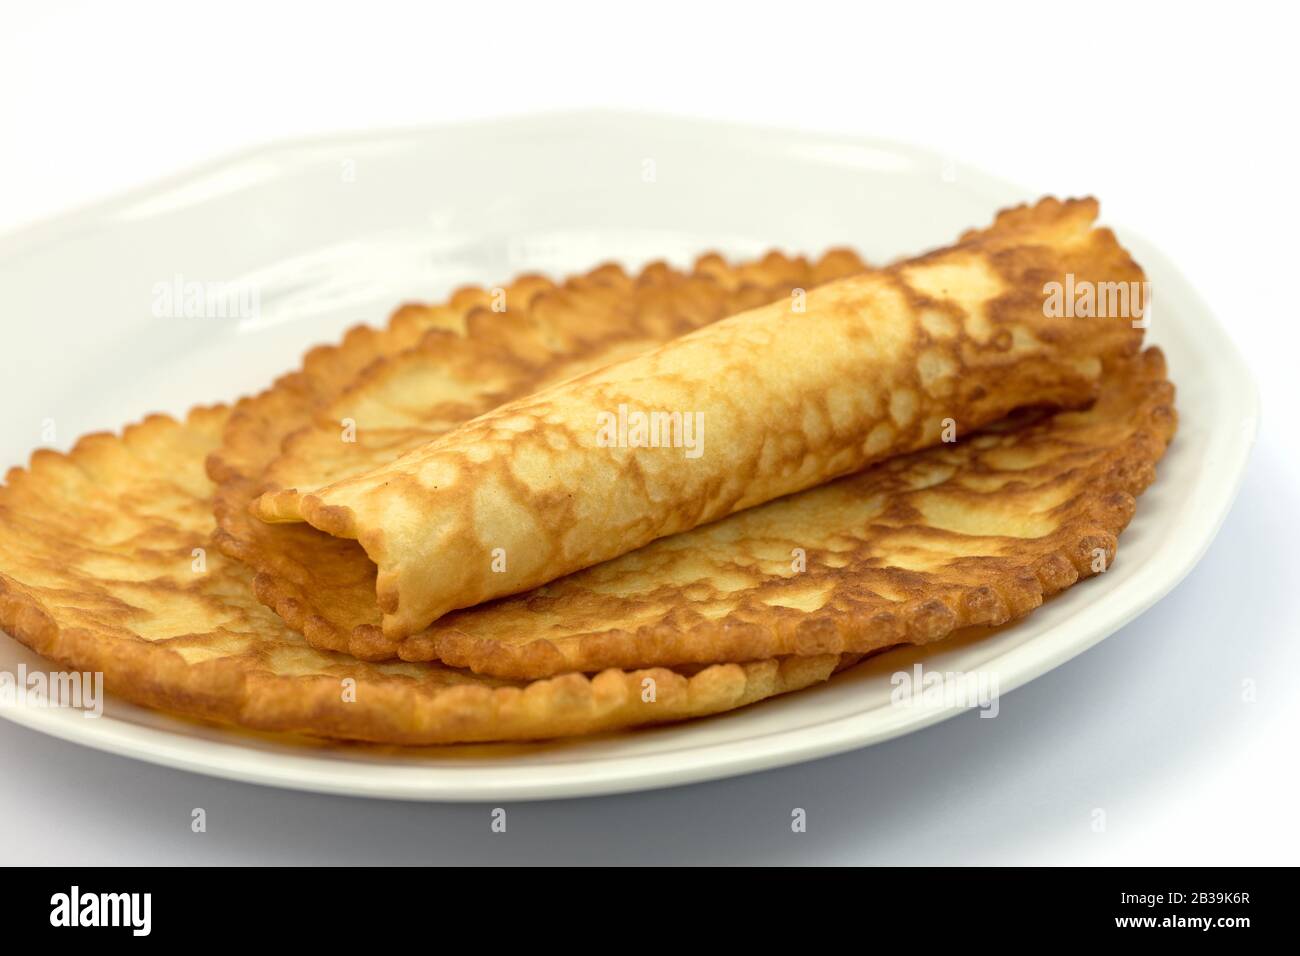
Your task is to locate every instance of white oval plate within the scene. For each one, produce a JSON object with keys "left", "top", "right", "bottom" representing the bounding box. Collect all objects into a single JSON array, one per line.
[{"left": 0, "top": 112, "right": 1257, "bottom": 801}]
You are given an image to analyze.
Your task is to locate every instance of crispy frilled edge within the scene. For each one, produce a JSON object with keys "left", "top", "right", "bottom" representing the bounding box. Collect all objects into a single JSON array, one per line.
[
  {"left": 0, "top": 589, "right": 846, "bottom": 742},
  {"left": 0, "top": 408, "right": 850, "bottom": 744}
]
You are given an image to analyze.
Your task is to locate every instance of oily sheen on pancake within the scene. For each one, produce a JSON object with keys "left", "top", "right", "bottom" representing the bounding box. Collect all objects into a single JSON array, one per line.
[
  {"left": 255, "top": 197, "right": 1147, "bottom": 640},
  {"left": 0, "top": 409, "right": 847, "bottom": 744},
  {"left": 213, "top": 251, "right": 868, "bottom": 658}
]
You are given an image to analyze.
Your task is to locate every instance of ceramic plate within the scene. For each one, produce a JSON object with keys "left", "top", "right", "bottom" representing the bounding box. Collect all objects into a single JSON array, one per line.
[{"left": 0, "top": 112, "right": 1257, "bottom": 800}]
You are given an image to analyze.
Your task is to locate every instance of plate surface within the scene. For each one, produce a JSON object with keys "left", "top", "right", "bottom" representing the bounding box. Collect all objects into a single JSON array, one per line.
[{"left": 0, "top": 112, "right": 1257, "bottom": 801}]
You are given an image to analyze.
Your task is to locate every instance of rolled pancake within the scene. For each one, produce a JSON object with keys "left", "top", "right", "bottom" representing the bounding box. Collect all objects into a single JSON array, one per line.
[{"left": 256, "top": 197, "right": 1147, "bottom": 639}]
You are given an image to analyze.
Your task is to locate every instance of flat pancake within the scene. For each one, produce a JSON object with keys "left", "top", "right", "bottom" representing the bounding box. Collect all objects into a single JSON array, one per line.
[
  {"left": 0, "top": 409, "right": 847, "bottom": 744},
  {"left": 212, "top": 251, "right": 868, "bottom": 656},
  {"left": 255, "top": 197, "right": 1146, "bottom": 639}
]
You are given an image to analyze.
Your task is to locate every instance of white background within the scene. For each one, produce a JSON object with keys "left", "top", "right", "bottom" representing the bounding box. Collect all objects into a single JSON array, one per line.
[{"left": 1, "top": 0, "right": 1297, "bottom": 865}]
